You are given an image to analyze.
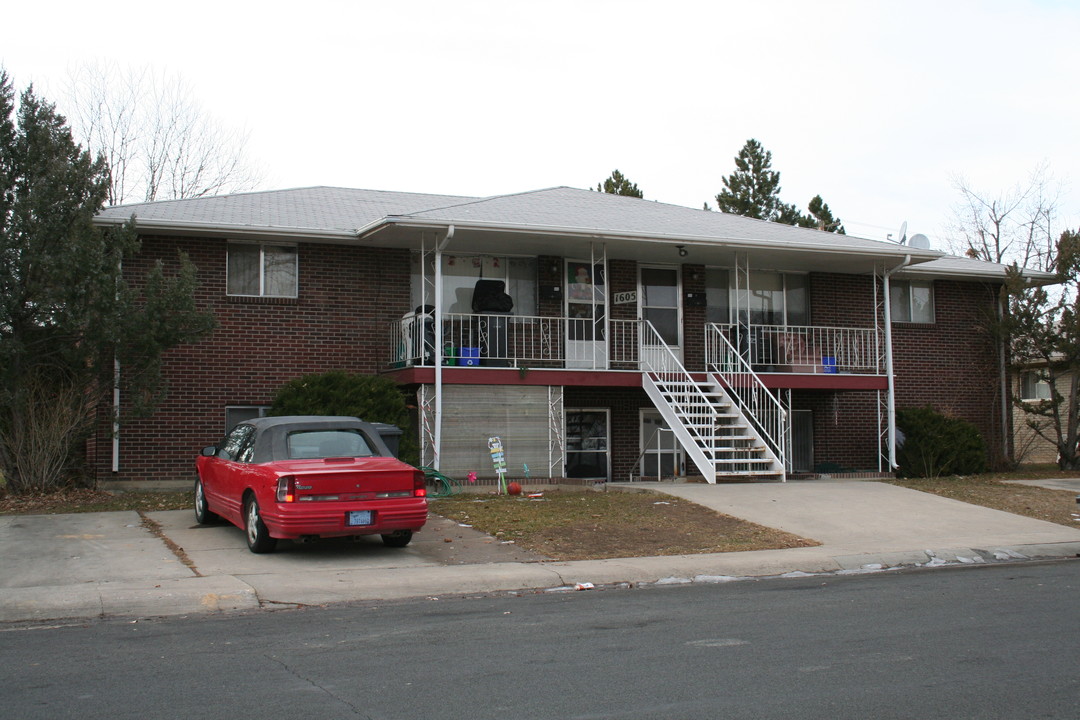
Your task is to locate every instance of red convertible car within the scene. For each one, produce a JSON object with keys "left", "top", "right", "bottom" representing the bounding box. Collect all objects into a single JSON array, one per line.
[{"left": 195, "top": 416, "right": 427, "bottom": 553}]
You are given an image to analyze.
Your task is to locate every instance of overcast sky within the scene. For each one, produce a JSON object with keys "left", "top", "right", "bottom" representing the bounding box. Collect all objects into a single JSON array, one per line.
[{"left": 3, "top": 0, "right": 1078, "bottom": 248}]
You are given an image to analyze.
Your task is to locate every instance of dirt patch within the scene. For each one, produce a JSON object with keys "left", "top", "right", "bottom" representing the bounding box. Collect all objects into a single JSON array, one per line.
[
  {"left": 0, "top": 488, "right": 192, "bottom": 515},
  {"left": 431, "top": 489, "right": 817, "bottom": 561}
]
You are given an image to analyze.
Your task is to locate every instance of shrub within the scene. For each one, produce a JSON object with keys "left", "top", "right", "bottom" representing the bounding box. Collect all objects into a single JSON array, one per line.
[
  {"left": 268, "top": 371, "right": 418, "bottom": 464},
  {"left": 896, "top": 406, "right": 986, "bottom": 478}
]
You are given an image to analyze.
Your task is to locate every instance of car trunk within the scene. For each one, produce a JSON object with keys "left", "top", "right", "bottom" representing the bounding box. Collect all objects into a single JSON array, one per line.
[{"left": 275, "top": 457, "right": 419, "bottom": 499}]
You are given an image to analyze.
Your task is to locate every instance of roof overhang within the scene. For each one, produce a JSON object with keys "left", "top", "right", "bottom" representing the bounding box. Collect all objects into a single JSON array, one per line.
[
  {"left": 93, "top": 215, "right": 359, "bottom": 244},
  {"left": 358, "top": 217, "right": 944, "bottom": 275}
]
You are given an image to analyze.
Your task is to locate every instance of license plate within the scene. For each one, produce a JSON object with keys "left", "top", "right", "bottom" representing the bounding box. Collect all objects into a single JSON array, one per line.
[{"left": 346, "top": 510, "right": 373, "bottom": 526}]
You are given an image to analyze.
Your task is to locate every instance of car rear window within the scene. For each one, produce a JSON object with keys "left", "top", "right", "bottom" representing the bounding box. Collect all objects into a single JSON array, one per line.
[{"left": 287, "top": 430, "right": 375, "bottom": 459}]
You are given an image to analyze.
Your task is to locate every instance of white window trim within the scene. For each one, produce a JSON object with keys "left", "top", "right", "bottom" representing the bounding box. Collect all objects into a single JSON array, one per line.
[{"left": 226, "top": 242, "right": 299, "bottom": 298}]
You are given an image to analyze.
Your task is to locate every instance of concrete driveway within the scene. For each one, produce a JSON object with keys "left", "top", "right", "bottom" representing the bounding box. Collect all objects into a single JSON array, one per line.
[{"left": 2, "top": 480, "right": 1079, "bottom": 623}]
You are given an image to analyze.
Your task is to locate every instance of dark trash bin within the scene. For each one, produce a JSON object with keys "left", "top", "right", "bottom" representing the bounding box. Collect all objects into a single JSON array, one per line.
[{"left": 368, "top": 422, "right": 404, "bottom": 459}]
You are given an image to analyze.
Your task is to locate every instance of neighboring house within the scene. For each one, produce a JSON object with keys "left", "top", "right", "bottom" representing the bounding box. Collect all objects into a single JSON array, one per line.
[
  {"left": 91, "top": 186, "right": 1046, "bottom": 486},
  {"left": 1013, "top": 365, "right": 1073, "bottom": 465}
]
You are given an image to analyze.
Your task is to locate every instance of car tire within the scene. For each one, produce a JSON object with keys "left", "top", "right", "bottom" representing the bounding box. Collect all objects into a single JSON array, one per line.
[
  {"left": 193, "top": 477, "right": 218, "bottom": 525},
  {"left": 244, "top": 496, "right": 277, "bottom": 554},
  {"left": 381, "top": 530, "right": 413, "bottom": 548}
]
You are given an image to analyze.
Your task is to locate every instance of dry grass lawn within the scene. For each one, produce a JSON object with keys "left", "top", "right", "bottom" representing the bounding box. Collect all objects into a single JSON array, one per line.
[
  {"left": 889, "top": 471, "right": 1079, "bottom": 527},
  {"left": 430, "top": 489, "right": 817, "bottom": 561}
]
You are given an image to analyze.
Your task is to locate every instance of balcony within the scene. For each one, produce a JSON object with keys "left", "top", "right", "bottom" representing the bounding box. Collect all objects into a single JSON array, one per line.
[
  {"left": 389, "top": 314, "right": 883, "bottom": 376},
  {"left": 707, "top": 323, "right": 884, "bottom": 376}
]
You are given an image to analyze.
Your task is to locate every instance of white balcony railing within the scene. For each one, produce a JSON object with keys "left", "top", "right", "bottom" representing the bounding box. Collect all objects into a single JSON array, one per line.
[
  {"left": 390, "top": 312, "right": 643, "bottom": 370},
  {"left": 708, "top": 323, "right": 883, "bottom": 375},
  {"left": 390, "top": 314, "right": 882, "bottom": 374}
]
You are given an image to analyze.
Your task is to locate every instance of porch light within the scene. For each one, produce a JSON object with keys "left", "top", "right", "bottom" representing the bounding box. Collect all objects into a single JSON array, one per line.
[{"left": 677, "top": 245, "right": 688, "bottom": 257}]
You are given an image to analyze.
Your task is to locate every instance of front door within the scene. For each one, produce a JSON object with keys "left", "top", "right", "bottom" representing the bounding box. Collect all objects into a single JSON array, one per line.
[
  {"left": 565, "top": 409, "right": 610, "bottom": 480},
  {"left": 639, "top": 266, "right": 682, "bottom": 361},
  {"left": 565, "top": 260, "right": 607, "bottom": 369}
]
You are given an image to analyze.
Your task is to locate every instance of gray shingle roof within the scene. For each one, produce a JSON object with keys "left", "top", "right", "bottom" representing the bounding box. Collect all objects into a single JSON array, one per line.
[
  {"left": 95, "top": 184, "right": 1046, "bottom": 281},
  {"left": 96, "top": 186, "right": 478, "bottom": 237},
  {"left": 401, "top": 186, "right": 919, "bottom": 256}
]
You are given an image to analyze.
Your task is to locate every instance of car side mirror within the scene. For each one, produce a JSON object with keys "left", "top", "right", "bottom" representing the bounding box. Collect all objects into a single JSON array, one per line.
[{"left": 201, "top": 446, "right": 218, "bottom": 457}]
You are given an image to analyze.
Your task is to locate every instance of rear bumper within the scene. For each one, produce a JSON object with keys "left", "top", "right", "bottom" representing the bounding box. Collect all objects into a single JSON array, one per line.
[{"left": 262, "top": 498, "right": 428, "bottom": 539}]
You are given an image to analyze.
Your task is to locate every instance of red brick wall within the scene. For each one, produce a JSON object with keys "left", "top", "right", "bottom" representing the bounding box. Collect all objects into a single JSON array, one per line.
[
  {"left": 95, "top": 235, "right": 411, "bottom": 483},
  {"left": 99, "top": 243, "right": 1007, "bottom": 483},
  {"left": 796, "top": 274, "right": 1005, "bottom": 471},
  {"left": 564, "top": 386, "right": 652, "bottom": 481}
]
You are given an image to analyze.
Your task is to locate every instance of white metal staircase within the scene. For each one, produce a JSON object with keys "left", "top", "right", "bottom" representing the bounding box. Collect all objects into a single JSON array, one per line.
[{"left": 639, "top": 322, "right": 786, "bottom": 483}]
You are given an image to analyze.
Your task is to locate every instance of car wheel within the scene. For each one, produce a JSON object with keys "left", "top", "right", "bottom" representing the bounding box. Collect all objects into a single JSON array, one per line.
[
  {"left": 244, "top": 496, "right": 277, "bottom": 554},
  {"left": 381, "top": 530, "right": 413, "bottom": 548},
  {"left": 193, "top": 477, "right": 218, "bottom": 525}
]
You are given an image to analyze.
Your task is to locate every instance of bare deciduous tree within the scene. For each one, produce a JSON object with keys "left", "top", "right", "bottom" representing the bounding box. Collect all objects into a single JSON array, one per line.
[
  {"left": 64, "top": 62, "right": 262, "bottom": 205},
  {"left": 948, "top": 164, "right": 1061, "bottom": 272}
]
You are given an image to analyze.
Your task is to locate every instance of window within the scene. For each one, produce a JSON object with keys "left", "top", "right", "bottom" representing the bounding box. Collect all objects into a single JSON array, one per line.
[
  {"left": 1020, "top": 372, "right": 1052, "bottom": 401},
  {"left": 706, "top": 269, "right": 808, "bottom": 326},
  {"left": 287, "top": 430, "right": 374, "bottom": 459},
  {"left": 217, "top": 423, "right": 256, "bottom": 462},
  {"left": 227, "top": 243, "right": 298, "bottom": 297},
  {"left": 226, "top": 406, "right": 269, "bottom": 433},
  {"left": 890, "top": 279, "right": 934, "bottom": 323},
  {"left": 411, "top": 254, "right": 537, "bottom": 315}
]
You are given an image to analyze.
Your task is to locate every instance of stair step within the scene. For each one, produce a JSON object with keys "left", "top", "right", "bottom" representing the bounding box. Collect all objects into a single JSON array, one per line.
[{"left": 715, "top": 470, "right": 785, "bottom": 478}]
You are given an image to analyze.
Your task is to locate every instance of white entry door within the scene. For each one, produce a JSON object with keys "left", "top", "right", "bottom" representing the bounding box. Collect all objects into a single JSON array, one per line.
[{"left": 565, "top": 259, "right": 607, "bottom": 369}]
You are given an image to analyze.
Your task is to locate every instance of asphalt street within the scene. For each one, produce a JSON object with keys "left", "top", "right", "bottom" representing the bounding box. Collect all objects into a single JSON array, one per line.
[{"left": 3, "top": 561, "right": 1078, "bottom": 720}]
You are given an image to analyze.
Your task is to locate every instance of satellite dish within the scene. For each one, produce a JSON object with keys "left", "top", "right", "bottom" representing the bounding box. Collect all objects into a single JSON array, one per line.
[
  {"left": 897, "top": 221, "right": 908, "bottom": 245},
  {"left": 908, "top": 233, "right": 931, "bottom": 249}
]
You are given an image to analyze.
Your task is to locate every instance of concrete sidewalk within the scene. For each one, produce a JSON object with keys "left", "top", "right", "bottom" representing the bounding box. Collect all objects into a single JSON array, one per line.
[{"left": 2, "top": 481, "right": 1079, "bottom": 624}]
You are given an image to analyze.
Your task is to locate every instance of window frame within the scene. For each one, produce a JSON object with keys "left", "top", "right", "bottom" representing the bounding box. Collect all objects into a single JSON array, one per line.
[
  {"left": 890, "top": 279, "right": 935, "bottom": 324},
  {"left": 705, "top": 268, "right": 809, "bottom": 327},
  {"left": 411, "top": 252, "right": 538, "bottom": 317},
  {"left": 1019, "top": 371, "right": 1052, "bottom": 401},
  {"left": 226, "top": 242, "right": 299, "bottom": 298},
  {"left": 225, "top": 406, "right": 270, "bottom": 434}
]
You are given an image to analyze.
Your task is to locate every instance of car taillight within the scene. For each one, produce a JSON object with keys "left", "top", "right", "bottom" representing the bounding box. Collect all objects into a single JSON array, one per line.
[
  {"left": 276, "top": 476, "right": 297, "bottom": 503},
  {"left": 413, "top": 470, "right": 427, "bottom": 498}
]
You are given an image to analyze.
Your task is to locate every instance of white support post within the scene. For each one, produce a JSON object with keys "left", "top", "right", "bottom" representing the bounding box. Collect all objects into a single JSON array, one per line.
[{"left": 432, "top": 226, "right": 455, "bottom": 471}]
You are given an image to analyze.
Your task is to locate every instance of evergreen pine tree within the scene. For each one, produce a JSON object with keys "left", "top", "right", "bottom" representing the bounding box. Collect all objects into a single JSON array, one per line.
[
  {"left": 596, "top": 169, "right": 643, "bottom": 198},
  {"left": 0, "top": 70, "right": 216, "bottom": 492}
]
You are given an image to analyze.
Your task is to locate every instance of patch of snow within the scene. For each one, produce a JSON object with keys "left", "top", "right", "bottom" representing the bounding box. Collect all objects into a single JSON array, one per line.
[{"left": 655, "top": 576, "right": 692, "bottom": 585}]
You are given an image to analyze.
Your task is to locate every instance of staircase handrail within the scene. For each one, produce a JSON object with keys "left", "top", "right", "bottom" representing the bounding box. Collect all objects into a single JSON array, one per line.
[
  {"left": 639, "top": 321, "right": 718, "bottom": 481},
  {"left": 706, "top": 324, "right": 788, "bottom": 472}
]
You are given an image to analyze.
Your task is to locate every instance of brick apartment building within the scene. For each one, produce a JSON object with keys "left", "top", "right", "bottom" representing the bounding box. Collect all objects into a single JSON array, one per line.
[{"left": 91, "top": 186, "right": 1041, "bottom": 486}]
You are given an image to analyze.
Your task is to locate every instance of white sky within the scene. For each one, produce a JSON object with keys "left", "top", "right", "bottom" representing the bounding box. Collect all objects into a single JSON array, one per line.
[{"left": 3, "top": 0, "right": 1079, "bottom": 247}]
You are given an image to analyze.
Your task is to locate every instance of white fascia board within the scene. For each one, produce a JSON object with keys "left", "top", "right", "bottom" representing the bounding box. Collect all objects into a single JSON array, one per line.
[
  {"left": 366, "top": 216, "right": 944, "bottom": 264},
  {"left": 898, "top": 262, "right": 1057, "bottom": 284},
  {"left": 93, "top": 215, "right": 357, "bottom": 242}
]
